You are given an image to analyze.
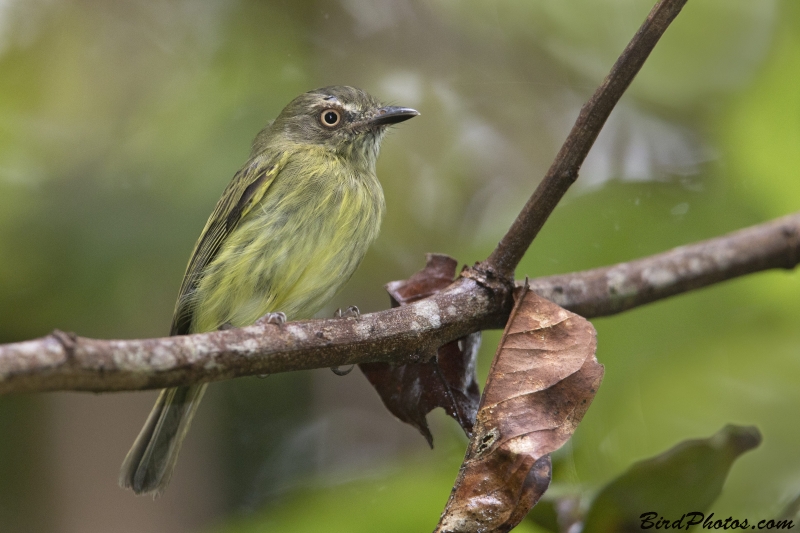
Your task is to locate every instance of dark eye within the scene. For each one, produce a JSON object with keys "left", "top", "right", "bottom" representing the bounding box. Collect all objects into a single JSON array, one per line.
[{"left": 320, "top": 109, "right": 341, "bottom": 127}]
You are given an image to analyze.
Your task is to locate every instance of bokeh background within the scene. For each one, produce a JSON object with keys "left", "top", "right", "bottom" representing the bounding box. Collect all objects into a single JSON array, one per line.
[{"left": 0, "top": 0, "right": 799, "bottom": 531}]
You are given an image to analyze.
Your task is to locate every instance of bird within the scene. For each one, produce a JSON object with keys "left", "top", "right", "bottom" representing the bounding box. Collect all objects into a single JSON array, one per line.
[{"left": 119, "top": 86, "right": 418, "bottom": 496}]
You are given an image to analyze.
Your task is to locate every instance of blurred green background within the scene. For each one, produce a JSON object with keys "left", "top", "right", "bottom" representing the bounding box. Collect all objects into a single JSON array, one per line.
[{"left": 0, "top": 0, "right": 798, "bottom": 532}]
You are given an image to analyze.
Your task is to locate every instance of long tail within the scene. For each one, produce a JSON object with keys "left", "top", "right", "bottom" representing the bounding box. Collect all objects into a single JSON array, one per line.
[{"left": 119, "top": 383, "right": 208, "bottom": 496}]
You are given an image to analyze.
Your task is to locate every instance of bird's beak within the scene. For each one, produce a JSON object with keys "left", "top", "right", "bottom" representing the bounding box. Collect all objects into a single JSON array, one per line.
[{"left": 369, "top": 106, "right": 420, "bottom": 126}]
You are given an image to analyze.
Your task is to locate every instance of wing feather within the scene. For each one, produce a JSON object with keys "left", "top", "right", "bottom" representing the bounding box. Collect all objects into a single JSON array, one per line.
[{"left": 170, "top": 153, "right": 285, "bottom": 335}]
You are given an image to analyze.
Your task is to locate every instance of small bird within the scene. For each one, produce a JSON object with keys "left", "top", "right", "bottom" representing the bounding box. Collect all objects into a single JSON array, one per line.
[{"left": 119, "top": 86, "right": 418, "bottom": 496}]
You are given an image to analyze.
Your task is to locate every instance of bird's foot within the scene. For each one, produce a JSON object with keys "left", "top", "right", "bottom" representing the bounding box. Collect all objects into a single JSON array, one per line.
[
  {"left": 256, "top": 312, "right": 286, "bottom": 327},
  {"left": 251, "top": 313, "right": 285, "bottom": 378},
  {"left": 333, "top": 305, "right": 360, "bottom": 319},
  {"left": 330, "top": 306, "right": 360, "bottom": 375},
  {"left": 218, "top": 322, "right": 235, "bottom": 331}
]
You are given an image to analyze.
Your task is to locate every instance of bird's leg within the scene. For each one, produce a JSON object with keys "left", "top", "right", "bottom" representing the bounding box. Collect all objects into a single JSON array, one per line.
[
  {"left": 330, "top": 306, "right": 360, "bottom": 375},
  {"left": 255, "top": 312, "right": 287, "bottom": 326}
]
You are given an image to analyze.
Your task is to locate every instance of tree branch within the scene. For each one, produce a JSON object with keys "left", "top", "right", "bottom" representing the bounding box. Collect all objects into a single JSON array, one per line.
[
  {"left": 528, "top": 212, "right": 800, "bottom": 317},
  {"left": 483, "top": 0, "right": 689, "bottom": 279},
  {"left": 2, "top": 211, "right": 798, "bottom": 395},
  {"left": 0, "top": 276, "right": 511, "bottom": 395}
]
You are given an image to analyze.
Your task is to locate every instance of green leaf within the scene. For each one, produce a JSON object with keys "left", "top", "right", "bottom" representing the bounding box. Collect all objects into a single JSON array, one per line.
[{"left": 581, "top": 424, "right": 761, "bottom": 533}]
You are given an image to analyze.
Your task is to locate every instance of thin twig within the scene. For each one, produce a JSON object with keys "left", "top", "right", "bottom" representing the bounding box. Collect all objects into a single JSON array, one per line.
[
  {"left": 2, "top": 211, "right": 797, "bottom": 395},
  {"left": 483, "top": 0, "right": 689, "bottom": 280}
]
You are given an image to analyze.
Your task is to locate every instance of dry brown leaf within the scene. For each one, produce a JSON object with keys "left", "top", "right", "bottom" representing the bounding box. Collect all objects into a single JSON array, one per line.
[
  {"left": 359, "top": 254, "right": 481, "bottom": 445},
  {"left": 436, "top": 283, "right": 603, "bottom": 533}
]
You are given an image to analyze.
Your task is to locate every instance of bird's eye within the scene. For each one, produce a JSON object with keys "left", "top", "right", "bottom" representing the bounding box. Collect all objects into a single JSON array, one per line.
[{"left": 320, "top": 109, "right": 341, "bottom": 127}]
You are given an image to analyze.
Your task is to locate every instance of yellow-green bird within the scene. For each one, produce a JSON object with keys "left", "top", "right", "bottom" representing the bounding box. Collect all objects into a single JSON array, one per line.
[{"left": 119, "top": 86, "right": 418, "bottom": 496}]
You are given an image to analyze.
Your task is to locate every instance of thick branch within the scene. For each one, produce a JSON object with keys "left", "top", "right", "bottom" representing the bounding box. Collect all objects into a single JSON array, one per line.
[
  {"left": 1, "top": 212, "right": 797, "bottom": 395},
  {"left": 484, "top": 0, "right": 688, "bottom": 279},
  {"left": 0, "top": 277, "right": 511, "bottom": 395}
]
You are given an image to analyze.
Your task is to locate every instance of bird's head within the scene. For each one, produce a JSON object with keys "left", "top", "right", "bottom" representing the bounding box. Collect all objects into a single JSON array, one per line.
[{"left": 266, "top": 86, "right": 418, "bottom": 169}]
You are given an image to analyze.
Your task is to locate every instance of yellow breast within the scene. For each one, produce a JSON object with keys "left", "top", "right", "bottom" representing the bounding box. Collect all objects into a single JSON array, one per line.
[{"left": 188, "top": 152, "right": 384, "bottom": 333}]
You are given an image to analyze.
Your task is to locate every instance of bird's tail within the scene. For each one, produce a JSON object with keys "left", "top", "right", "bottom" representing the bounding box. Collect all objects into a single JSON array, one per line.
[{"left": 119, "top": 383, "right": 208, "bottom": 496}]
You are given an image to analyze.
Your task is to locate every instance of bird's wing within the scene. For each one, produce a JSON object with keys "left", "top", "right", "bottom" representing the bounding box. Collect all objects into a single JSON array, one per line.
[{"left": 170, "top": 152, "right": 289, "bottom": 335}]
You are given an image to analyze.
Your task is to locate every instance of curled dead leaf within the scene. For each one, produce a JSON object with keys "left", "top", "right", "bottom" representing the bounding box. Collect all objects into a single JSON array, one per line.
[
  {"left": 436, "top": 283, "right": 603, "bottom": 533},
  {"left": 360, "top": 254, "right": 481, "bottom": 445}
]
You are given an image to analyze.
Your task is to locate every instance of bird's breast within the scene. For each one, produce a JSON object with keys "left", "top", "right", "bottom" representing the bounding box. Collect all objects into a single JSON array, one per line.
[{"left": 190, "top": 159, "right": 384, "bottom": 332}]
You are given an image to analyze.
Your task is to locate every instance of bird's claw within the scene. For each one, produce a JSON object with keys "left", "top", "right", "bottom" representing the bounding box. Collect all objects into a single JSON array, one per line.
[
  {"left": 333, "top": 305, "right": 360, "bottom": 319},
  {"left": 330, "top": 364, "right": 355, "bottom": 376},
  {"left": 256, "top": 312, "right": 286, "bottom": 326},
  {"left": 330, "top": 307, "right": 359, "bottom": 375}
]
